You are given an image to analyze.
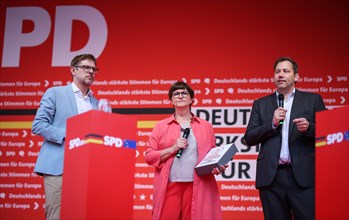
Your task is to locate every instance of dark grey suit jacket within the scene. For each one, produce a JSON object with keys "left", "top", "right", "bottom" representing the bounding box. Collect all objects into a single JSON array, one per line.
[{"left": 244, "top": 89, "right": 326, "bottom": 188}]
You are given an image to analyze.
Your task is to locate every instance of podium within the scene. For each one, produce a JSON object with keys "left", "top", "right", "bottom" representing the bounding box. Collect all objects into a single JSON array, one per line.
[
  {"left": 315, "top": 105, "right": 348, "bottom": 219},
  {"left": 60, "top": 110, "right": 137, "bottom": 220}
]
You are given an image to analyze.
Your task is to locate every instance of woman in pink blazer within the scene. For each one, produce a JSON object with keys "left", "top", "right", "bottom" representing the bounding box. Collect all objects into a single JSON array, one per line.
[{"left": 146, "top": 81, "right": 226, "bottom": 220}]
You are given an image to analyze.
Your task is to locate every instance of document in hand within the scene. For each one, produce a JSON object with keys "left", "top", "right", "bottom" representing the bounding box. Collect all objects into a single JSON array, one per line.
[{"left": 195, "top": 143, "right": 238, "bottom": 176}]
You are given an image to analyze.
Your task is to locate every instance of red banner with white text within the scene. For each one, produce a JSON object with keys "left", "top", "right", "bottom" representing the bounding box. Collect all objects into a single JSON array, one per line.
[{"left": 1, "top": 1, "right": 348, "bottom": 219}]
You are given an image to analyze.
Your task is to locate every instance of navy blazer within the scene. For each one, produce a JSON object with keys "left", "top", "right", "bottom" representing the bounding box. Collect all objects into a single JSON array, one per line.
[
  {"left": 244, "top": 89, "right": 326, "bottom": 188},
  {"left": 32, "top": 84, "right": 98, "bottom": 175}
]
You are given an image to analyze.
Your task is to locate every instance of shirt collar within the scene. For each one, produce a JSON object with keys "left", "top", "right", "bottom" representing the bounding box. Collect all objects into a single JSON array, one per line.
[
  {"left": 72, "top": 82, "right": 93, "bottom": 97},
  {"left": 166, "top": 113, "right": 200, "bottom": 125},
  {"left": 276, "top": 88, "right": 296, "bottom": 100}
]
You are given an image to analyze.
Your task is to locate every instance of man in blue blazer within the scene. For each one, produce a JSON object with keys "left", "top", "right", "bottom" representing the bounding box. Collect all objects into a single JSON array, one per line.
[
  {"left": 32, "top": 54, "right": 99, "bottom": 220},
  {"left": 244, "top": 57, "right": 326, "bottom": 220}
]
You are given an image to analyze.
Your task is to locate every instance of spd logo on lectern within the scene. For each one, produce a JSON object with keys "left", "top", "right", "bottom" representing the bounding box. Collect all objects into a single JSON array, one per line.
[
  {"left": 69, "top": 133, "right": 136, "bottom": 150},
  {"left": 316, "top": 130, "right": 349, "bottom": 147}
]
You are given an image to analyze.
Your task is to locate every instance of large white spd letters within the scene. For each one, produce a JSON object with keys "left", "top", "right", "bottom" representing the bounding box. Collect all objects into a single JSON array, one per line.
[{"left": 2, "top": 6, "right": 108, "bottom": 67}]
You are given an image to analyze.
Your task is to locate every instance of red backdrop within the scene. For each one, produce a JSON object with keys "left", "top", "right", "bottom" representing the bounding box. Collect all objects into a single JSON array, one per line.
[{"left": 1, "top": 0, "right": 348, "bottom": 219}]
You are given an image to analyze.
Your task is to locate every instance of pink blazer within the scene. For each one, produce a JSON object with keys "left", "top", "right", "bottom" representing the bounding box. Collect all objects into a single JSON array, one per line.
[{"left": 145, "top": 114, "right": 222, "bottom": 220}]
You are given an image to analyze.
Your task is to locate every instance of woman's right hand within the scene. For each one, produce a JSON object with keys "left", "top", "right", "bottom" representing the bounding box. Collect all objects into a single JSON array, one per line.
[
  {"left": 173, "top": 137, "right": 188, "bottom": 152},
  {"left": 160, "top": 138, "right": 188, "bottom": 163}
]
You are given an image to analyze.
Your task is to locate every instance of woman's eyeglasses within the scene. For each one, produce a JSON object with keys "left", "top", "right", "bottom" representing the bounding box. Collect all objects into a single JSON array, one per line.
[{"left": 172, "top": 91, "right": 189, "bottom": 98}]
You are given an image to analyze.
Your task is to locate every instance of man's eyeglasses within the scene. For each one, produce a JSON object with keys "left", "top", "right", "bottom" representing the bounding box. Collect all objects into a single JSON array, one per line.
[
  {"left": 172, "top": 91, "right": 189, "bottom": 98},
  {"left": 74, "top": 65, "right": 99, "bottom": 73}
]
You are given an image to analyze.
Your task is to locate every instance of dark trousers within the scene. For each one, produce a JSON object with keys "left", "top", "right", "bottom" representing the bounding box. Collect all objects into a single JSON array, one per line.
[{"left": 259, "top": 166, "right": 314, "bottom": 220}]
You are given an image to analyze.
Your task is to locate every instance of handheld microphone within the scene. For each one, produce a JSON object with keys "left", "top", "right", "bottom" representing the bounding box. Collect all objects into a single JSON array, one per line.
[
  {"left": 278, "top": 94, "right": 284, "bottom": 125},
  {"left": 176, "top": 128, "right": 190, "bottom": 158}
]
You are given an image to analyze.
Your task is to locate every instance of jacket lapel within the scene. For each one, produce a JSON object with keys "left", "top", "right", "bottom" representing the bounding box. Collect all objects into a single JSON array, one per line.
[
  {"left": 289, "top": 89, "right": 302, "bottom": 136},
  {"left": 269, "top": 92, "right": 282, "bottom": 134},
  {"left": 66, "top": 84, "right": 78, "bottom": 115},
  {"left": 90, "top": 96, "right": 98, "bottom": 110},
  {"left": 270, "top": 92, "right": 278, "bottom": 111}
]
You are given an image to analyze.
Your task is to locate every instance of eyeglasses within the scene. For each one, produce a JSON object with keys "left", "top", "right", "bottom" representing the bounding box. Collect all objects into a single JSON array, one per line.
[
  {"left": 74, "top": 65, "right": 99, "bottom": 73},
  {"left": 172, "top": 91, "right": 189, "bottom": 98}
]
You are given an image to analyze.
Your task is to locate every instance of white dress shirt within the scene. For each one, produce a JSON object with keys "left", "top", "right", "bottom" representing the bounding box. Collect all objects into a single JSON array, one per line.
[
  {"left": 72, "top": 82, "right": 93, "bottom": 114},
  {"left": 277, "top": 89, "right": 295, "bottom": 164}
]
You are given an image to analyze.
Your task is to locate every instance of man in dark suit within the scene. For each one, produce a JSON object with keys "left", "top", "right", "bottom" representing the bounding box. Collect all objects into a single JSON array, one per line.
[{"left": 244, "top": 57, "right": 326, "bottom": 220}]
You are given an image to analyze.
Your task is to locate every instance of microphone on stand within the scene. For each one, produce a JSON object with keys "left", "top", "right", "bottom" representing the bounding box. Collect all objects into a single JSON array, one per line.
[
  {"left": 176, "top": 128, "right": 190, "bottom": 158},
  {"left": 278, "top": 94, "right": 285, "bottom": 125}
]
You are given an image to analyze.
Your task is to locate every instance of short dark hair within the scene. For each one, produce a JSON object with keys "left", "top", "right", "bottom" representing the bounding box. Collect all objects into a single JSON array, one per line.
[
  {"left": 273, "top": 56, "right": 298, "bottom": 73},
  {"left": 70, "top": 54, "right": 97, "bottom": 67},
  {"left": 168, "top": 81, "right": 194, "bottom": 100}
]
